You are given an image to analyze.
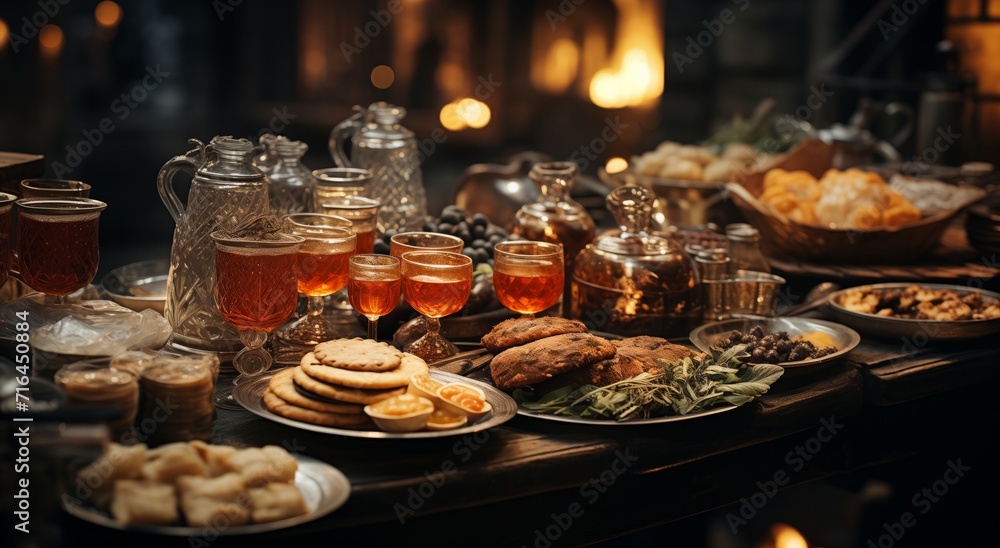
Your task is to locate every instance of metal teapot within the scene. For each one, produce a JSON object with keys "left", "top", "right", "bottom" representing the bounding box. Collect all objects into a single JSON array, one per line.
[{"left": 157, "top": 136, "right": 270, "bottom": 356}]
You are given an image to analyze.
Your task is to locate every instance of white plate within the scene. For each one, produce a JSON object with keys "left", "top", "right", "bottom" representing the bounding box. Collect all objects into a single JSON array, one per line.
[
  {"left": 61, "top": 454, "right": 350, "bottom": 536},
  {"left": 233, "top": 370, "right": 517, "bottom": 439}
]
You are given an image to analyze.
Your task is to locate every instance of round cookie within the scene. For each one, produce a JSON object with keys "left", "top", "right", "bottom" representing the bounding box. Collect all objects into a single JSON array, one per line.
[
  {"left": 299, "top": 352, "right": 429, "bottom": 389},
  {"left": 263, "top": 390, "right": 372, "bottom": 428},
  {"left": 292, "top": 366, "right": 405, "bottom": 404},
  {"left": 311, "top": 338, "right": 402, "bottom": 371},
  {"left": 267, "top": 368, "right": 364, "bottom": 414},
  {"left": 489, "top": 332, "right": 617, "bottom": 390}
]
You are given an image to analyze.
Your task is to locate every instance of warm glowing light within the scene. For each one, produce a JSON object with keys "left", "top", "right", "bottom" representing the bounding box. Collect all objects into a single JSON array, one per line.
[
  {"left": 456, "top": 98, "right": 491, "bottom": 129},
  {"left": 0, "top": 19, "right": 9, "bottom": 48},
  {"left": 39, "top": 25, "right": 64, "bottom": 55},
  {"left": 440, "top": 103, "right": 465, "bottom": 131},
  {"left": 586, "top": 0, "right": 664, "bottom": 108},
  {"left": 771, "top": 524, "right": 809, "bottom": 548},
  {"left": 605, "top": 157, "right": 628, "bottom": 174},
  {"left": 534, "top": 38, "right": 580, "bottom": 93},
  {"left": 95, "top": 1, "right": 122, "bottom": 28},
  {"left": 370, "top": 65, "right": 395, "bottom": 89}
]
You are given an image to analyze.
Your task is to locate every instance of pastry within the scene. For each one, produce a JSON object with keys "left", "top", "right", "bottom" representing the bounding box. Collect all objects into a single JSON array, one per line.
[
  {"left": 299, "top": 352, "right": 428, "bottom": 389},
  {"left": 312, "top": 338, "right": 403, "bottom": 371},
  {"left": 267, "top": 368, "right": 364, "bottom": 414},
  {"left": 248, "top": 483, "right": 309, "bottom": 523},
  {"left": 177, "top": 473, "right": 250, "bottom": 527},
  {"left": 291, "top": 367, "right": 406, "bottom": 404},
  {"left": 110, "top": 480, "right": 178, "bottom": 526},
  {"left": 263, "top": 390, "right": 373, "bottom": 429},
  {"left": 480, "top": 316, "right": 588, "bottom": 352},
  {"left": 489, "top": 332, "right": 616, "bottom": 390}
]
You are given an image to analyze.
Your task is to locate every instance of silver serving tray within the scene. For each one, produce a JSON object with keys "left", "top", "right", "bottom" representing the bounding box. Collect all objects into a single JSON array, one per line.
[
  {"left": 689, "top": 317, "right": 860, "bottom": 369},
  {"left": 61, "top": 454, "right": 350, "bottom": 536},
  {"left": 826, "top": 283, "right": 1000, "bottom": 342},
  {"left": 233, "top": 370, "right": 517, "bottom": 439},
  {"left": 101, "top": 259, "right": 169, "bottom": 314}
]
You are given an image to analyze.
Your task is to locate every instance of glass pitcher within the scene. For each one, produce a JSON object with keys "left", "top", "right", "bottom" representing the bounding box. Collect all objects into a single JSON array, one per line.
[
  {"left": 329, "top": 102, "right": 427, "bottom": 233},
  {"left": 157, "top": 136, "right": 271, "bottom": 356},
  {"left": 570, "top": 186, "right": 701, "bottom": 337}
]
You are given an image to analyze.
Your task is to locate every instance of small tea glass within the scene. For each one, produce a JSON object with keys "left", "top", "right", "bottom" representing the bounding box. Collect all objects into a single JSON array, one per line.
[
  {"left": 20, "top": 179, "right": 92, "bottom": 198},
  {"left": 493, "top": 241, "right": 564, "bottom": 318},
  {"left": 400, "top": 251, "right": 472, "bottom": 361},
  {"left": 211, "top": 231, "right": 303, "bottom": 410},
  {"left": 348, "top": 254, "right": 401, "bottom": 341},
  {"left": 312, "top": 167, "right": 373, "bottom": 211},
  {"left": 390, "top": 232, "right": 464, "bottom": 260},
  {"left": 275, "top": 214, "right": 357, "bottom": 352},
  {"left": 14, "top": 197, "right": 108, "bottom": 302},
  {"left": 319, "top": 196, "right": 381, "bottom": 311}
]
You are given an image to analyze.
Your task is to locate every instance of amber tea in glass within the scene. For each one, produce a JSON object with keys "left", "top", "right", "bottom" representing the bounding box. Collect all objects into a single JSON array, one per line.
[
  {"left": 401, "top": 251, "right": 472, "bottom": 361},
  {"left": 348, "top": 254, "right": 401, "bottom": 340},
  {"left": 493, "top": 241, "right": 564, "bottom": 316}
]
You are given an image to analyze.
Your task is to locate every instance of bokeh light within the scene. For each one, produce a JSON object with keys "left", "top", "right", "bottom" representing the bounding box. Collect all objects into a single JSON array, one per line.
[
  {"left": 0, "top": 19, "right": 9, "bottom": 50},
  {"left": 95, "top": 1, "right": 123, "bottom": 28},
  {"left": 370, "top": 65, "right": 395, "bottom": 89},
  {"left": 39, "top": 25, "right": 64, "bottom": 55},
  {"left": 605, "top": 157, "right": 628, "bottom": 174}
]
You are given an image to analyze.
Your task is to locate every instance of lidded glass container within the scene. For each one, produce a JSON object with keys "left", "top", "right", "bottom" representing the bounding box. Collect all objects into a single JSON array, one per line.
[
  {"left": 253, "top": 133, "right": 289, "bottom": 174},
  {"left": 267, "top": 139, "right": 314, "bottom": 216},
  {"left": 570, "top": 186, "right": 702, "bottom": 337}
]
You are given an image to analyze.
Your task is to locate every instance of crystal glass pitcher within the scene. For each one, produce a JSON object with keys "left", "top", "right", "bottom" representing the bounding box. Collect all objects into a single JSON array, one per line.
[
  {"left": 157, "top": 136, "right": 271, "bottom": 356},
  {"left": 329, "top": 102, "right": 427, "bottom": 232},
  {"left": 267, "top": 139, "right": 314, "bottom": 216}
]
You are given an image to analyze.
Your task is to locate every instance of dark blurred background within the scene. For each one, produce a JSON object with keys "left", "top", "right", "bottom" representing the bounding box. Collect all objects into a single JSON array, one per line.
[{"left": 0, "top": 0, "right": 996, "bottom": 265}]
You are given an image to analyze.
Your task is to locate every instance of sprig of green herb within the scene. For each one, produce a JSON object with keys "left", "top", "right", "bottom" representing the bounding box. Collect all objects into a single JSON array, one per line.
[{"left": 515, "top": 344, "right": 784, "bottom": 421}]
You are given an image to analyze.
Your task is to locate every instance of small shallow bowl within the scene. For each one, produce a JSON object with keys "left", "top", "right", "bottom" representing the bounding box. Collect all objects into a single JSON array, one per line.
[
  {"left": 363, "top": 395, "right": 435, "bottom": 432},
  {"left": 101, "top": 260, "right": 169, "bottom": 314},
  {"left": 423, "top": 410, "right": 469, "bottom": 431},
  {"left": 689, "top": 317, "right": 860, "bottom": 369},
  {"left": 436, "top": 382, "right": 492, "bottom": 422},
  {"left": 826, "top": 283, "right": 1000, "bottom": 342},
  {"left": 406, "top": 374, "right": 444, "bottom": 408}
]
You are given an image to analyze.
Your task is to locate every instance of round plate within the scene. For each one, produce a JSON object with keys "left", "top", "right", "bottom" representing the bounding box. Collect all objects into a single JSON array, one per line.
[
  {"left": 689, "top": 317, "right": 860, "bottom": 369},
  {"left": 100, "top": 259, "right": 169, "bottom": 314},
  {"left": 233, "top": 370, "right": 517, "bottom": 439},
  {"left": 826, "top": 283, "right": 1000, "bottom": 342},
  {"left": 515, "top": 402, "right": 740, "bottom": 426},
  {"left": 61, "top": 454, "right": 350, "bottom": 536}
]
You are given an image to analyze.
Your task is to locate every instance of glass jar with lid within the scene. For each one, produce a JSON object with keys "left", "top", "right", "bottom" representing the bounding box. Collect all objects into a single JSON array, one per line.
[
  {"left": 725, "top": 223, "right": 770, "bottom": 275},
  {"left": 267, "top": 139, "right": 314, "bottom": 216},
  {"left": 570, "top": 186, "right": 701, "bottom": 337}
]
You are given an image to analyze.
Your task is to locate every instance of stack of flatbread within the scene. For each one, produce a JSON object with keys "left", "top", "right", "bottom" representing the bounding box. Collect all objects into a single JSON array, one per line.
[
  {"left": 75, "top": 441, "right": 307, "bottom": 527},
  {"left": 263, "top": 338, "right": 429, "bottom": 429}
]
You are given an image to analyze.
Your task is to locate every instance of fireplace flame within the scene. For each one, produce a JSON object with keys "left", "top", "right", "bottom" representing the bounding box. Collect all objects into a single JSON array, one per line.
[{"left": 588, "top": 0, "right": 663, "bottom": 108}]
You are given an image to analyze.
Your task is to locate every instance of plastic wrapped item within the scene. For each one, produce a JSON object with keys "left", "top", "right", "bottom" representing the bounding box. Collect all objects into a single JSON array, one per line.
[
  {"left": 0, "top": 295, "right": 172, "bottom": 378},
  {"left": 55, "top": 363, "right": 139, "bottom": 440}
]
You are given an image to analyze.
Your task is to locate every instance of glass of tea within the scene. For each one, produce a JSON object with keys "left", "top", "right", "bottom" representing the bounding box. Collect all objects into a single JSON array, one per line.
[
  {"left": 312, "top": 167, "right": 373, "bottom": 211},
  {"left": 400, "top": 251, "right": 472, "bottom": 361},
  {"left": 210, "top": 230, "right": 303, "bottom": 409},
  {"left": 20, "top": 179, "right": 92, "bottom": 198},
  {"left": 390, "top": 232, "right": 464, "bottom": 260},
  {"left": 348, "top": 254, "right": 401, "bottom": 341},
  {"left": 0, "top": 193, "right": 15, "bottom": 289},
  {"left": 318, "top": 196, "right": 381, "bottom": 312},
  {"left": 493, "top": 241, "right": 564, "bottom": 317},
  {"left": 275, "top": 214, "right": 357, "bottom": 353},
  {"left": 15, "top": 197, "right": 108, "bottom": 301}
]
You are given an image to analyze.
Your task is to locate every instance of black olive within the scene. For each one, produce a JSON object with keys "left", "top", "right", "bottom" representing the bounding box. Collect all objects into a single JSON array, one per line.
[
  {"left": 473, "top": 248, "right": 490, "bottom": 265},
  {"left": 437, "top": 222, "right": 453, "bottom": 233},
  {"left": 440, "top": 212, "right": 463, "bottom": 225},
  {"left": 751, "top": 348, "right": 767, "bottom": 361},
  {"left": 471, "top": 238, "right": 487, "bottom": 249},
  {"left": 462, "top": 247, "right": 475, "bottom": 258},
  {"left": 765, "top": 349, "right": 781, "bottom": 363},
  {"left": 776, "top": 340, "right": 792, "bottom": 354},
  {"left": 422, "top": 219, "right": 438, "bottom": 232},
  {"left": 472, "top": 224, "right": 487, "bottom": 239},
  {"left": 750, "top": 326, "right": 765, "bottom": 339},
  {"left": 488, "top": 234, "right": 506, "bottom": 245},
  {"left": 472, "top": 213, "right": 489, "bottom": 228}
]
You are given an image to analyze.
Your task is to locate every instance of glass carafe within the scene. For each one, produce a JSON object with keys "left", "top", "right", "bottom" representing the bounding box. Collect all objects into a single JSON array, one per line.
[
  {"left": 330, "top": 102, "right": 427, "bottom": 233},
  {"left": 267, "top": 139, "right": 314, "bottom": 216},
  {"left": 570, "top": 186, "right": 701, "bottom": 337},
  {"left": 157, "top": 137, "right": 271, "bottom": 357},
  {"left": 253, "top": 133, "right": 288, "bottom": 174},
  {"left": 512, "top": 161, "right": 595, "bottom": 306}
]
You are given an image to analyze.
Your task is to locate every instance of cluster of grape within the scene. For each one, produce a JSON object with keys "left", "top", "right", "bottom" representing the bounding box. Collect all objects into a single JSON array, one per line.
[
  {"left": 721, "top": 326, "right": 836, "bottom": 363},
  {"left": 372, "top": 206, "right": 509, "bottom": 267}
]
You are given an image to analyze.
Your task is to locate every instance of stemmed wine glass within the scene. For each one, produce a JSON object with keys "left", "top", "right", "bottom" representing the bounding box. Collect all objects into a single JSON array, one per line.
[
  {"left": 14, "top": 197, "right": 108, "bottom": 303},
  {"left": 318, "top": 196, "right": 381, "bottom": 312},
  {"left": 400, "top": 251, "right": 472, "bottom": 361},
  {"left": 389, "top": 232, "right": 464, "bottom": 260},
  {"left": 210, "top": 231, "right": 303, "bottom": 410},
  {"left": 274, "top": 214, "right": 357, "bottom": 362},
  {"left": 493, "top": 241, "right": 564, "bottom": 318},
  {"left": 348, "top": 254, "right": 401, "bottom": 341}
]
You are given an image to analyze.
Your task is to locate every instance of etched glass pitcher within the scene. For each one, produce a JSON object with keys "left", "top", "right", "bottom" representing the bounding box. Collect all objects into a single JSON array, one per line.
[
  {"left": 329, "top": 102, "right": 426, "bottom": 232},
  {"left": 157, "top": 136, "right": 271, "bottom": 355}
]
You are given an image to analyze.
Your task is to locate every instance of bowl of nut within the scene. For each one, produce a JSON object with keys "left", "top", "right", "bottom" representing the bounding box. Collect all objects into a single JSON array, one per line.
[{"left": 689, "top": 317, "right": 860, "bottom": 369}]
